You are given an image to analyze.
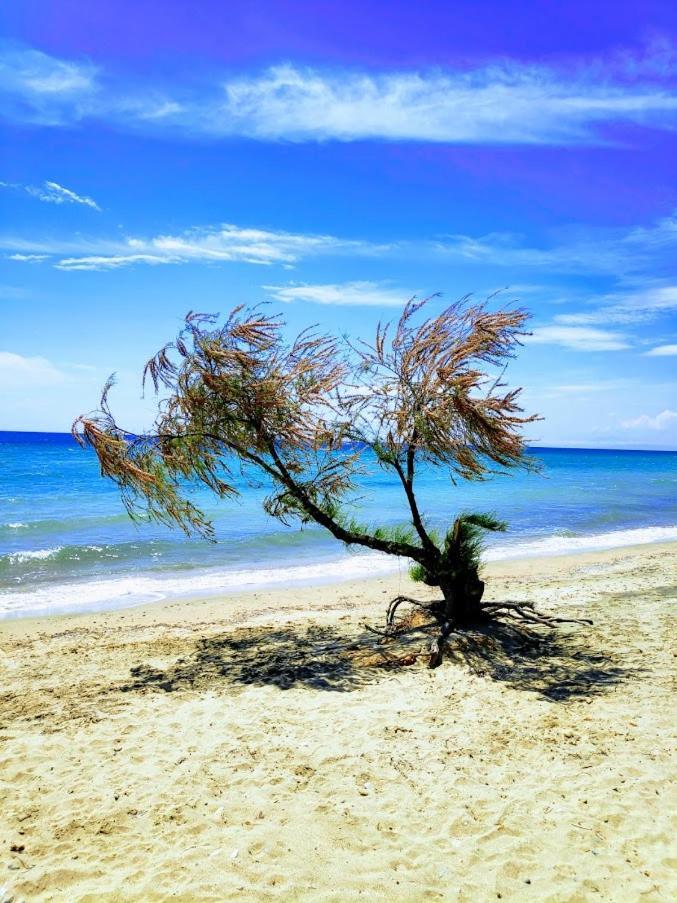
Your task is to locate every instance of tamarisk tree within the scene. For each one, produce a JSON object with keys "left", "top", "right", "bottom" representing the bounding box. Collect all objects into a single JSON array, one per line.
[{"left": 74, "top": 297, "right": 550, "bottom": 664}]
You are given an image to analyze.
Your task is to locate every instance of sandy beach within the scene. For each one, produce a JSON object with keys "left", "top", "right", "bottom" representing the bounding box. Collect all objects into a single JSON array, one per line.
[{"left": 1, "top": 542, "right": 675, "bottom": 901}]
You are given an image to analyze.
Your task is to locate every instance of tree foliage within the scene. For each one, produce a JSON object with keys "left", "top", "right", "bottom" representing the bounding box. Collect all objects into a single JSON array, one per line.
[{"left": 74, "top": 296, "right": 539, "bottom": 633}]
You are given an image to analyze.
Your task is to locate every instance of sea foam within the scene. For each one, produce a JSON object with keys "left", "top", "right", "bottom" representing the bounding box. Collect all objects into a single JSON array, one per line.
[
  {"left": 0, "top": 551, "right": 401, "bottom": 619},
  {"left": 486, "top": 524, "right": 677, "bottom": 560},
  {"left": 1, "top": 524, "right": 675, "bottom": 619},
  {"left": 7, "top": 547, "right": 63, "bottom": 564}
]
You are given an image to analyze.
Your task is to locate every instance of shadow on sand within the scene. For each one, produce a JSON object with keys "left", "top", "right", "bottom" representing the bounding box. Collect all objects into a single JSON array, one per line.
[
  {"left": 443, "top": 619, "right": 638, "bottom": 701},
  {"left": 121, "top": 609, "right": 639, "bottom": 702},
  {"left": 124, "top": 624, "right": 370, "bottom": 694}
]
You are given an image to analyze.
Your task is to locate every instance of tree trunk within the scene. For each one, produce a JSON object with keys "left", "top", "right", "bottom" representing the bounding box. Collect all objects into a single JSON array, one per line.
[
  {"left": 440, "top": 572, "right": 485, "bottom": 625},
  {"left": 426, "top": 570, "right": 487, "bottom": 668}
]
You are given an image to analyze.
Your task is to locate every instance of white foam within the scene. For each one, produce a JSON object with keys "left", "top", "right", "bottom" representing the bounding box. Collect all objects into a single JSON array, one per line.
[
  {"left": 486, "top": 524, "right": 677, "bottom": 561},
  {"left": 7, "top": 546, "right": 63, "bottom": 564},
  {"left": 1, "top": 524, "right": 675, "bottom": 619},
  {"left": 4, "top": 522, "right": 27, "bottom": 529},
  {"left": 0, "top": 551, "right": 400, "bottom": 619}
]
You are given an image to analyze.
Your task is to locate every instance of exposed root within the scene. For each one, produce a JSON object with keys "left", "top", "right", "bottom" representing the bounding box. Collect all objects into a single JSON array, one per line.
[
  {"left": 379, "top": 594, "right": 593, "bottom": 669},
  {"left": 481, "top": 601, "right": 593, "bottom": 628},
  {"left": 386, "top": 595, "right": 437, "bottom": 628},
  {"left": 428, "top": 620, "right": 453, "bottom": 669},
  {"left": 364, "top": 620, "right": 439, "bottom": 641}
]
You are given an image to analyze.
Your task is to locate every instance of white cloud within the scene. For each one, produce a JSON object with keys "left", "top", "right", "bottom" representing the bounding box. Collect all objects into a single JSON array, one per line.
[
  {"left": 264, "top": 281, "right": 412, "bottom": 306},
  {"left": 621, "top": 409, "right": 677, "bottom": 430},
  {"left": 0, "top": 351, "right": 66, "bottom": 388},
  {"left": 1, "top": 179, "right": 100, "bottom": 210},
  {"left": 528, "top": 326, "right": 630, "bottom": 351},
  {"left": 26, "top": 181, "right": 100, "bottom": 210},
  {"left": 56, "top": 253, "right": 174, "bottom": 271},
  {"left": 0, "top": 44, "right": 98, "bottom": 125},
  {"left": 624, "top": 212, "right": 677, "bottom": 251},
  {"left": 556, "top": 283, "right": 677, "bottom": 325},
  {"left": 0, "top": 209, "right": 675, "bottom": 282},
  {"left": 435, "top": 212, "right": 677, "bottom": 276},
  {"left": 2, "top": 46, "right": 95, "bottom": 95},
  {"left": 6, "top": 253, "right": 48, "bottom": 263},
  {"left": 645, "top": 343, "right": 677, "bottom": 356},
  {"left": 615, "top": 36, "right": 677, "bottom": 79},
  {"left": 2, "top": 44, "right": 677, "bottom": 144},
  {"left": 0, "top": 234, "right": 125, "bottom": 258},
  {"left": 50, "top": 224, "right": 379, "bottom": 271},
  {"left": 214, "top": 63, "right": 677, "bottom": 144},
  {"left": 548, "top": 379, "right": 635, "bottom": 394},
  {"left": 433, "top": 231, "right": 611, "bottom": 271}
]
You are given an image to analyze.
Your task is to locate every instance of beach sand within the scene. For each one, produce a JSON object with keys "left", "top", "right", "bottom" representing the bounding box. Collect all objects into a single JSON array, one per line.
[{"left": 1, "top": 542, "right": 675, "bottom": 901}]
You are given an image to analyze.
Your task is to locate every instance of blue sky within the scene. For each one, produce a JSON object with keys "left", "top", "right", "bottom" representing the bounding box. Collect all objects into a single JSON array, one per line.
[{"left": 1, "top": 1, "right": 676, "bottom": 447}]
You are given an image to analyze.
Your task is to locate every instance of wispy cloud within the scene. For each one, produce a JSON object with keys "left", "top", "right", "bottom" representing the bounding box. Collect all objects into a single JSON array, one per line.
[
  {"left": 0, "top": 44, "right": 98, "bottom": 126},
  {"left": 6, "top": 253, "right": 48, "bottom": 263},
  {"left": 614, "top": 35, "right": 677, "bottom": 79},
  {"left": 54, "top": 253, "right": 173, "bottom": 271},
  {"left": 46, "top": 224, "right": 381, "bottom": 271},
  {"left": 26, "top": 180, "right": 100, "bottom": 210},
  {"left": 621, "top": 409, "right": 677, "bottom": 430},
  {"left": 645, "top": 343, "right": 677, "bottom": 356},
  {"left": 2, "top": 43, "right": 677, "bottom": 145},
  {"left": 547, "top": 378, "right": 636, "bottom": 394},
  {"left": 555, "top": 282, "right": 677, "bottom": 326},
  {"left": 0, "top": 351, "right": 65, "bottom": 387},
  {"left": 264, "top": 281, "right": 413, "bottom": 306},
  {"left": 1, "top": 210, "right": 674, "bottom": 285},
  {"left": 528, "top": 325, "right": 629, "bottom": 351},
  {"left": 435, "top": 213, "right": 677, "bottom": 276},
  {"left": 214, "top": 63, "right": 677, "bottom": 144},
  {"left": 1, "top": 179, "right": 100, "bottom": 210}
]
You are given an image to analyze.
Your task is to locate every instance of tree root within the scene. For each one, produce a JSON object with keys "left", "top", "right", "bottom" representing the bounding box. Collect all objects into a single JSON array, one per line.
[
  {"left": 380, "top": 595, "right": 593, "bottom": 669},
  {"left": 481, "top": 601, "right": 593, "bottom": 628},
  {"left": 386, "top": 595, "right": 437, "bottom": 628},
  {"left": 428, "top": 620, "right": 453, "bottom": 669},
  {"left": 364, "top": 619, "right": 440, "bottom": 641}
]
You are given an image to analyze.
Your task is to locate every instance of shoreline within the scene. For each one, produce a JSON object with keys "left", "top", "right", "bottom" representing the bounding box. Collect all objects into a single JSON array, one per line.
[
  {"left": 2, "top": 535, "right": 677, "bottom": 628},
  {"left": 2, "top": 540, "right": 675, "bottom": 900},
  {"left": 2, "top": 538, "right": 675, "bottom": 636}
]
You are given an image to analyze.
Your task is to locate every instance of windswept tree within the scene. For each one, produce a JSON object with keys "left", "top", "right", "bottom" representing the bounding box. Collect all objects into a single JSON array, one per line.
[{"left": 75, "top": 297, "right": 568, "bottom": 666}]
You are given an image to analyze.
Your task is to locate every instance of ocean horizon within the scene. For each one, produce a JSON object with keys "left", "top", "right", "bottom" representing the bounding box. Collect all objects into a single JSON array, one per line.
[{"left": 2, "top": 430, "right": 676, "bottom": 620}]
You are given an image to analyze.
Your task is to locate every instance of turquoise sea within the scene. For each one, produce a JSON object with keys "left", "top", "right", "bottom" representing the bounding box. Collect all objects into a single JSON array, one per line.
[{"left": 1, "top": 431, "right": 676, "bottom": 619}]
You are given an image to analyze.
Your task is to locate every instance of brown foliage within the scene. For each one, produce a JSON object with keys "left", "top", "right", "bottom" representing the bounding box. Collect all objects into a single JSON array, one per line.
[{"left": 73, "top": 296, "right": 538, "bottom": 565}]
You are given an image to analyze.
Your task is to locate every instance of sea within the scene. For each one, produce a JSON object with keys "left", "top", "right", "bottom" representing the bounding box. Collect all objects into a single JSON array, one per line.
[{"left": 1, "top": 431, "right": 676, "bottom": 620}]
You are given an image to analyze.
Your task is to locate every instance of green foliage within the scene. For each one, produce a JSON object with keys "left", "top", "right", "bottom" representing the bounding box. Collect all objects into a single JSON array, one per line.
[
  {"left": 445, "top": 511, "right": 506, "bottom": 571},
  {"left": 326, "top": 506, "right": 417, "bottom": 549},
  {"left": 408, "top": 561, "right": 433, "bottom": 585},
  {"left": 409, "top": 511, "right": 506, "bottom": 585},
  {"left": 371, "top": 523, "right": 417, "bottom": 545}
]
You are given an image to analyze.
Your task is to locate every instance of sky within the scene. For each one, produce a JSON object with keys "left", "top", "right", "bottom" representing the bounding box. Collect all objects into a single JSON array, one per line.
[{"left": 1, "top": 0, "right": 676, "bottom": 448}]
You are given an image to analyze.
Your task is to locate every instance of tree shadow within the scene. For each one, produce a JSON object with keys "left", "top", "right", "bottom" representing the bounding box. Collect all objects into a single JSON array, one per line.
[
  {"left": 119, "top": 608, "right": 640, "bottom": 702},
  {"left": 444, "top": 618, "right": 639, "bottom": 701},
  {"left": 121, "top": 623, "right": 382, "bottom": 694}
]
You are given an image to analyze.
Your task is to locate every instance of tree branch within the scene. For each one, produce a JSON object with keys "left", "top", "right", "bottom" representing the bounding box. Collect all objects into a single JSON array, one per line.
[
  {"left": 265, "top": 441, "right": 428, "bottom": 564},
  {"left": 390, "top": 449, "right": 439, "bottom": 559}
]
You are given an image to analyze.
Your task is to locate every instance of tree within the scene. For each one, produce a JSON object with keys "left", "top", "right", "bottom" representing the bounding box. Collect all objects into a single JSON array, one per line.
[{"left": 74, "top": 297, "right": 561, "bottom": 666}]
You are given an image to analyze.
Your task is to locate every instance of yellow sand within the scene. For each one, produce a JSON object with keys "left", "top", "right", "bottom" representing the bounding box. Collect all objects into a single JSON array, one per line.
[{"left": 1, "top": 543, "right": 675, "bottom": 901}]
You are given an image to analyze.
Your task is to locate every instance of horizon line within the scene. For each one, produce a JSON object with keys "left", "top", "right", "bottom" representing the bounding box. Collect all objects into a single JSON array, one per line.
[{"left": 0, "top": 429, "right": 675, "bottom": 454}]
